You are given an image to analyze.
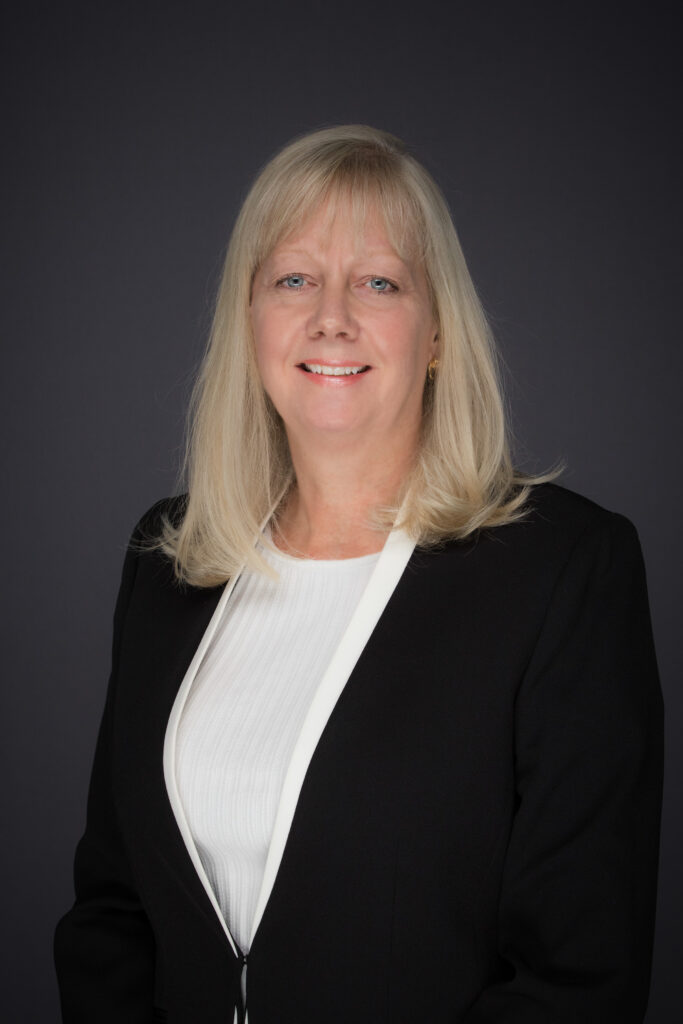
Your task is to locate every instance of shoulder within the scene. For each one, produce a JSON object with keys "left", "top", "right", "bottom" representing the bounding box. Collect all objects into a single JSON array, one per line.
[
  {"left": 493, "top": 482, "right": 641, "bottom": 565},
  {"left": 414, "top": 483, "right": 644, "bottom": 610},
  {"left": 520, "top": 481, "right": 626, "bottom": 532},
  {"left": 118, "top": 494, "right": 188, "bottom": 588},
  {"left": 132, "top": 494, "right": 188, "bottom": 541},
  {"left": 482, "top": 484, "right": 648, "bottom": 617}
]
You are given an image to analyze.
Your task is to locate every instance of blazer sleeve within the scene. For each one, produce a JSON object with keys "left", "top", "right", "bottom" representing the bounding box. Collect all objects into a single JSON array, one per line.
[
  {"left": 54, "top": 524, "right": 156, "bottom": 1023},
  {"left": 462, "top": 512, "right": 664, "bottom": 1023}
]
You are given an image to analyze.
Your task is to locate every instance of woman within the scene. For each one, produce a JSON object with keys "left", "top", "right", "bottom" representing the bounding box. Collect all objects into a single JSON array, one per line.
[{"left": 55, "top": 125, "right": 664, "bottom": 1023}]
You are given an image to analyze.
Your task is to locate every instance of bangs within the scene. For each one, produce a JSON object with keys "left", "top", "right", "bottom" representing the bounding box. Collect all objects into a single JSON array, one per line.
[{"left": 248, "top": 146, "right": 431, "bottom": 276}]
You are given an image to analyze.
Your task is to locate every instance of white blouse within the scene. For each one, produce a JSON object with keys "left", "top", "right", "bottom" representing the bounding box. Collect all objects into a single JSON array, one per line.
[{"left": 174, "top": 540, "right": 380, "bottom": 953}]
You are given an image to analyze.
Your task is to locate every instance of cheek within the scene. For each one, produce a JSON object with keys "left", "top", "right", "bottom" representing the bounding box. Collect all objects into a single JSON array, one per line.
[
  {"left": 254, "top": 343, "right": 281, "bottom": 400},
  {"left": 384, "top": 316, "right": 434, "bottom": 370},
  {"left": 251, "top": 309, "right": 284, "bottom": 380}
]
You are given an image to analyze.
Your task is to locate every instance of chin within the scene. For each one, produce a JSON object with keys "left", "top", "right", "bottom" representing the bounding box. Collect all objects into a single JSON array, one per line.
[
  {"left": 291, "top": 409, "right": 371, "bottom": 438},
  {"left": 304, "top": 417, "right": 366, "bottom": 435}
]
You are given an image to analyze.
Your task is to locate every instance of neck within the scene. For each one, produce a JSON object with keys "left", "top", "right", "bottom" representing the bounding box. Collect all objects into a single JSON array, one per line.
[{"left": 274, "top": 432, "right": 417, "bottom": 559}]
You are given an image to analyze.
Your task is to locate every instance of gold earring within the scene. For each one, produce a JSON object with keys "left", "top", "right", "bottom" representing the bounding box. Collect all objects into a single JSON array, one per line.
[{"left": 427, "top": 358, "right": 440, "bottom": 381}]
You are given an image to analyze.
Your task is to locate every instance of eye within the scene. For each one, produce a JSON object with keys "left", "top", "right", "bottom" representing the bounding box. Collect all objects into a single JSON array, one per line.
[
  {"left": 366, "top": 277, "right": 397, "bottom": 293},
  {"left": 277, "top": 274, "right": 306, "bottom": 289}
]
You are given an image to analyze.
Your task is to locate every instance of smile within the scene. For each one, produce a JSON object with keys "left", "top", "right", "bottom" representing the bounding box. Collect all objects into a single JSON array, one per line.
[{"left": 299, "top": 363, "right": 370, "bottom": 376}]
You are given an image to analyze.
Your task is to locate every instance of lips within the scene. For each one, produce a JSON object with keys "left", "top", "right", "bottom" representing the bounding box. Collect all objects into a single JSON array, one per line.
[{"left": 299, "top": 363, "right": 370, "bottom": 376}]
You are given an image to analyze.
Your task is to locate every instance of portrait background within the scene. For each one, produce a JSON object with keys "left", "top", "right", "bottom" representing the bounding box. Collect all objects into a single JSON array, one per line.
[{"left": 2, "top": 2, "right": 680, "bottom": 1020}]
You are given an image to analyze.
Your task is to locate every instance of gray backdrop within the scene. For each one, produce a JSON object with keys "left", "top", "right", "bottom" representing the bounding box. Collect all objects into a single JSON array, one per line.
[{"left": 2, "top": 1, "right": 680, "bottom": 1020}]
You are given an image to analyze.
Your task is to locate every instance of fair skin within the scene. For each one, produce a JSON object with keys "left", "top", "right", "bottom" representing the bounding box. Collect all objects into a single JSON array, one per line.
[{"left": 250, "top": 197, "right": 438, "bottom": 559}]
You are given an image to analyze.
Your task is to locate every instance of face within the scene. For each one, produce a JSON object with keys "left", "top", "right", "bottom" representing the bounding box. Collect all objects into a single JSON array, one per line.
[{"left": 249, "top": 197, "right": 438, "bottom": 461}]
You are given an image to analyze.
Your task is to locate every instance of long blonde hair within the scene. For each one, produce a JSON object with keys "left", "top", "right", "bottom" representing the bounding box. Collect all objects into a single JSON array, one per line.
[{"left": 156, "top": 125, "right": 555, "bottom": 586}]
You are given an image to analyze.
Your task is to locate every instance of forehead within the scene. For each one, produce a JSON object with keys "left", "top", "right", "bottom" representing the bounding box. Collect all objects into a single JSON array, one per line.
[
  {"left": 269, "top": 197, "right": 401, "bottom": 260},
  {"left": 260, "top": 176, "right": 427, "bottom": 267}
]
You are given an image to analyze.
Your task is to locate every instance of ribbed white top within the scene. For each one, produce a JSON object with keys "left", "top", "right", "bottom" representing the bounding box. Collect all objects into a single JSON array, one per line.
[{"left": 175, "top": 540, "right": 380, "bottom": 953}]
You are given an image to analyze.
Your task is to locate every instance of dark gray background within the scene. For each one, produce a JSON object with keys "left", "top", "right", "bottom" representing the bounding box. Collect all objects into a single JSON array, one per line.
[{"left": 2, "top": 1, "right": 680, "bottom": 1020}]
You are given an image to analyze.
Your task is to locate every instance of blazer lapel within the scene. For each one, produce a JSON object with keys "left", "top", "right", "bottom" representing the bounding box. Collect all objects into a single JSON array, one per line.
[
  {"left": 248, "top": 527, "right": 415, "bottom": 947},
  {"left": 161, "top": 528, "right": 416, "bottom": 955}
]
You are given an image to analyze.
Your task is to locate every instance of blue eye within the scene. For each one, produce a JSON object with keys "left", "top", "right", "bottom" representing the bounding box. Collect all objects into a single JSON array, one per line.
[
  {"left": 368, "top": 277, "right": 394, "bottom": 292},
  {"left": 280, "top": 274, "right": 306, "bottom": 289}
]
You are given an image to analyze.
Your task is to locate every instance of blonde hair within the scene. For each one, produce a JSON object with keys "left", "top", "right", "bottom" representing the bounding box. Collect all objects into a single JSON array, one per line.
[{"left": 156, "top": 125, "right": 556, "bottom": 586}]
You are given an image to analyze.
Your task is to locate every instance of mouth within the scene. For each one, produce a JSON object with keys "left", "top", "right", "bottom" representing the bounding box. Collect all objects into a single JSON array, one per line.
[{"left": 298, "top": 363, "right": 371, "bottom": 376}]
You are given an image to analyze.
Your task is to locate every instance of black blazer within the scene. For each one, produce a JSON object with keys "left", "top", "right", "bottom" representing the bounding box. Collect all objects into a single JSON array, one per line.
[{"left": 54, "top": 483, "right": 664, "bottom": 1023}]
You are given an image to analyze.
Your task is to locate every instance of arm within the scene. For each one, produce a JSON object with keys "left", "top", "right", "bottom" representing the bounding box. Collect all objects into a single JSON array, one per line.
[
  {"left": 463, "top": 513, "right": 664, "bottom": 1023},
  {"left": 54, "top": 526, "right": 156, "bottom": 1023}
]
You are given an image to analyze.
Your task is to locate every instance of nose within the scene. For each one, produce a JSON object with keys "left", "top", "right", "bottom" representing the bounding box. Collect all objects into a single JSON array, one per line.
[{"left": 306, "top": 281, "right": 358, "bottom": 341}]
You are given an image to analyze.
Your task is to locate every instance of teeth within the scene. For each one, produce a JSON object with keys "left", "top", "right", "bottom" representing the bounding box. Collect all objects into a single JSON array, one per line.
[{"left": 303, "top": 364, "right": 367, "bottom": 376}]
